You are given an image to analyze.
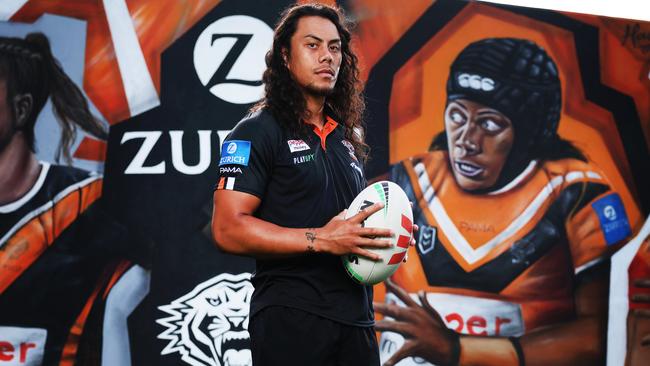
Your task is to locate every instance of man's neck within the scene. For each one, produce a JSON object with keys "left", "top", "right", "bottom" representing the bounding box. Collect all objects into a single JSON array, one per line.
[
  {"left": 304, "top": 93, "right": 326, "bottom": 130},
  {"left": 0, "top": 134, "right": 41, "bottom": 206}
]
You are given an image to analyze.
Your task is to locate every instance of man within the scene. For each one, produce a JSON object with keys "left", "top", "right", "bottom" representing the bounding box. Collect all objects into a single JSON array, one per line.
[
  {"left": 212, "top": 4, "right": 394, "bottom": 365},
  {"left": 0, "top": 32, "right": 147, "bottom": 365},
  {"left": 374, "top": 38, "right": 640, "bottom": 366}
]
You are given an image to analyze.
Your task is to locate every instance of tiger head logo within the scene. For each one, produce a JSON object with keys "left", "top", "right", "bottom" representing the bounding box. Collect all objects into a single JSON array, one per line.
[{"left": 157, "top": 272, "right": 253, "bottom": 366}]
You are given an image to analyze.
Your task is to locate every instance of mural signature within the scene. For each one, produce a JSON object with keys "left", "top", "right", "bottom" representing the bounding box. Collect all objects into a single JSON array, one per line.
[{"left": 621, "top": 23, "right": 650, "bottom": 54}]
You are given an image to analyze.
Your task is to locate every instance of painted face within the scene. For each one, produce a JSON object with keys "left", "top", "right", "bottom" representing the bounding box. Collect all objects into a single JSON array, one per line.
[
  {"left": 286, "top": 16, "right": 342, "bottom": 96},
  {"left": 445, "top": 99, "right": 514, "bottom": 191}
]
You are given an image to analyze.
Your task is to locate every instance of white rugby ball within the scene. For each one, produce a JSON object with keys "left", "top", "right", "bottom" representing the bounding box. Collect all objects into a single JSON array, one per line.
[{"left": 342, "top": 181, "right": 413, "bottom": 285}]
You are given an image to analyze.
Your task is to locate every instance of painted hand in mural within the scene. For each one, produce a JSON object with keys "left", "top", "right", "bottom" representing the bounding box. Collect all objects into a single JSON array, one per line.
[
  {"left": 627, "top": 276, "right": 650, "bottom": 365},
  {"left": 374, "top": 278, "right": 459, "bottom": 366},
  {"left": 631, "top": 277, "right": 650, "bottom": 343}
]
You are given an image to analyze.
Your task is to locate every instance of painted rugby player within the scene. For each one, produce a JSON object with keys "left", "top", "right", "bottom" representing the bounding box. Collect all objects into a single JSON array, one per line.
[
  {"left": 375, "top": 38, "right": 638, "bottom": 366},
  {"left": 0, "top": 32, "right": 146, "bottom": 365}
]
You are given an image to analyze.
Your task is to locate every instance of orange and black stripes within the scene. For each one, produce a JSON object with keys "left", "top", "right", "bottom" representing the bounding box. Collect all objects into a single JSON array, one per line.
[
  {"left": 0, "top": 178, "right": 102, "bottom": 294},
  {"left": 58, "top": 259, "right": 132, "bottom": 366}
]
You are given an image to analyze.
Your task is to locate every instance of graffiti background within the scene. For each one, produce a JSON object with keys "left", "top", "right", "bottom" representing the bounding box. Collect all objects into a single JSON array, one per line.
[{"left": 0, "top": 0, "right": 648, "bottom": 365}]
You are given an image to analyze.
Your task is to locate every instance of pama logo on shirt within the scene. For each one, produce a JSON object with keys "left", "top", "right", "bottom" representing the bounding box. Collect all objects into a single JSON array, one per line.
[
  {"left": 219, "top": 140, "right": 251, "bottom": 166},
  {"left": 157, "top": 272, "right": 254, "bottom": 366},
  {"left": 591, "top": 193, "right": 631, "bottom": 245},
  {"left": 220, "top": 166, "right": 243, "bottom": 174}
]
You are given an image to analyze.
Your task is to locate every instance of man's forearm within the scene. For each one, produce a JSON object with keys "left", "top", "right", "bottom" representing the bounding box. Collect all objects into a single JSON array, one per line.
[{"left": 213, "top": 212, "right": 322, "bottom": 258}]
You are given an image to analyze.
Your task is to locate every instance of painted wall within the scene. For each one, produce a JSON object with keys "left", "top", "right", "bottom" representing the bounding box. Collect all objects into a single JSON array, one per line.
[{"left": 0, "top": 0, "right": 648, "bottom": 365}]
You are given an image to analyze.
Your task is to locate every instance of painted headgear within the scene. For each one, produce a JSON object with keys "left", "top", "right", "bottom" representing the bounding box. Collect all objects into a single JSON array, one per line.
[{"left": 446, "top": 38, "right": 562, "bottom": 186}]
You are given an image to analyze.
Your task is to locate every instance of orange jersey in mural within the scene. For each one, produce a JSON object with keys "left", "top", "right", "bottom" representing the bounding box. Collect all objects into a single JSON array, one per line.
[
  {"left": 385, "top": 151, "right": 638, "bottom": 337},
  {"left": 0, "top": 164, "right": 131, "bottom": 366}
]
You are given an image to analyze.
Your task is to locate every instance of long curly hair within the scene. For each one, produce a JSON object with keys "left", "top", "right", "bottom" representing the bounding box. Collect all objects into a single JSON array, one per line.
[
  {"left": 251, "top": 3, "right": 369, "bottom": 162},
  {"left": 0, "top": 32, "right": 107, "bottom": 164}
]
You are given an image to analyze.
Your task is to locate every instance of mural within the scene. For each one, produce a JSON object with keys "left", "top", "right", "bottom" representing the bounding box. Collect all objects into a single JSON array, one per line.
[
  {"left": 0, "top": 23, "right": 148, "bottom": 366},
  {"left": 376, "top": 36, "right": 637, "bottom": 365},
  {"left": 0, "top": 0, "right": 647, "bottom": 365}
]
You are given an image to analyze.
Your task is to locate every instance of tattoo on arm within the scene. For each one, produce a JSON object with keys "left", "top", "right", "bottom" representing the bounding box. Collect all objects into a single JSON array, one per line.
[{"left": 306, "top": 229, "right": 316, "bottom": 252}]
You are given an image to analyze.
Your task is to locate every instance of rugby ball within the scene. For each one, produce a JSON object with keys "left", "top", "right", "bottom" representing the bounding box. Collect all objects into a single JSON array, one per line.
[{"left": 342, "top": 181, "right": 413, "bottom": 285}]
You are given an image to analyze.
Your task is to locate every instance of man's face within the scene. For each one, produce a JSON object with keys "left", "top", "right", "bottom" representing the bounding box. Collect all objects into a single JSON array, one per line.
[
  {"left": 445, "top": 98, "right": 514, "bottom": 191},
  {"left": 285, "top": 16, "right": 342, "bottom": 96},
  {"left": 0, "top": 79, "right": 15, "bottom": 153}
]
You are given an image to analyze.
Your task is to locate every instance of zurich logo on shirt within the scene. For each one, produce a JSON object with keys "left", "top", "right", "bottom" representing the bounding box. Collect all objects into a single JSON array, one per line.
[
  {"left": 226, "top": 142, "right": 238, "bottom": 154},
  {"left": 591, "top": 193, "right": 631, "bottom": 245},
  {"left": 219, "top": 140, "right": 251, "bottom": 166}
]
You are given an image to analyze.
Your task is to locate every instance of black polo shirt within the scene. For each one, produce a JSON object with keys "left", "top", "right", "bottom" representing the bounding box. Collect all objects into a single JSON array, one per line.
[{"left": 215, "top": 109, "right": 373, "bottom": 327}]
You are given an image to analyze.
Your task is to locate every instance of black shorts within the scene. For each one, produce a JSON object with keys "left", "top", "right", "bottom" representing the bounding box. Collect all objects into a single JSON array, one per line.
[{"left": 249, "top": 306, "right": 379, "bottom": 366}]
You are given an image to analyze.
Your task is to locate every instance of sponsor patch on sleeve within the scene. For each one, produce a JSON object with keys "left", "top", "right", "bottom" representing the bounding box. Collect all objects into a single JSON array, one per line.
[
  {"left": 219, "top": 166, "right": 243, "bottom": 175},
  {"left": 219, "top": 140, "right": 251, "bottom": 166},
  {"left": 591, "top": 193, "right": 631, "bottom": 245}
]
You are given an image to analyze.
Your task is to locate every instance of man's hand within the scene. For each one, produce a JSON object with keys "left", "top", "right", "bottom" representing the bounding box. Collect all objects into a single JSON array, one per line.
[
  {"left": 315, "top": 202, "right": 394, "bottom": 260},
  {"left": 374, "top": 278, "right": 459, "bottom": 366}
]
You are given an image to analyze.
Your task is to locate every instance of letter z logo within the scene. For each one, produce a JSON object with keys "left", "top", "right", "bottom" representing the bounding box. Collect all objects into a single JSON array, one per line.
[{"left": 193, "top": 15, "right": 273, "bottom": 104}]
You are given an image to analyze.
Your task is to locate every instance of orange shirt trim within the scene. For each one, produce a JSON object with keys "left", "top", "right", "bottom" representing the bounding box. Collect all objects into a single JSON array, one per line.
[{"left": 311, "top": 116, "right": 339, "bottom": 150}]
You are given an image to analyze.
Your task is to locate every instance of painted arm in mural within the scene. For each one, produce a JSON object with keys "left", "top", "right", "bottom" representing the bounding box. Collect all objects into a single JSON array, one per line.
[
  {"left": 626, "top": 236, "right": 650, "bottom": 366},
  {"left": 211, "top": 190, "right": 392, "bottom": 259},
  {"left": 375, "top": 273, "right": 609, "bottom": 366},
  {"left": 626, "top": 277, "right": 650, "bottom": 366}
]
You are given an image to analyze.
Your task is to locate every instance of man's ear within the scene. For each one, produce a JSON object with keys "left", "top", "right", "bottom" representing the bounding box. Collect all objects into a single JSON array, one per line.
[{"left": 13, "top": 93, "right": 33, "bottom": 129}]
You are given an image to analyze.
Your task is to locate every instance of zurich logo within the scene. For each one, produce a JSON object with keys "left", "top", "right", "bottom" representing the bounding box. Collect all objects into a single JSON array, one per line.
[
  {"left": 193, "top": 15, "right": 273, "bottom": 104},
  {"left": 227, "top": 142, "right": 238, "bottom": 154},
  {"left": 603, "top": 205, "right": 617, "bottom": 221}
]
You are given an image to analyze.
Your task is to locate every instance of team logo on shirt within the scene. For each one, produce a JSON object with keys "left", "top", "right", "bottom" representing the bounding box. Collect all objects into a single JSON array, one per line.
[
  {"left": 418, "top": 225, "right": 437, "bottom": 255},
  {"left": 341, "top": 140, "right": 358, "bottom": 161},
  {"left": 287, "top": 140, "right": 310, "bottom": 153},
  {"left": 219, "top": 140, "right": 251, "bottom": 166},
  {"left": 157, "top": 272, "right": 254, "bottom": 366}
]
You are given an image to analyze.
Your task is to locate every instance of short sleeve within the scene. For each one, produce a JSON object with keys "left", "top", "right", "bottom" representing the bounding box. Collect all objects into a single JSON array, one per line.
[
  {"left": 567, "top": 190, "right": 633, "bottom": 274},
  {"left": 214, "top": 113, "right": 277, "bottom": 198}
]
